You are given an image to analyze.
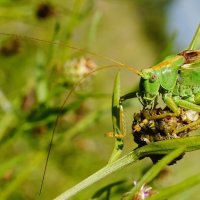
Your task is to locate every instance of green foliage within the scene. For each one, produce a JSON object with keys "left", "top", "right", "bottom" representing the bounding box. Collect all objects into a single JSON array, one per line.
[{"left": 0, "top": 1, "right": 200, "bottom": 200}]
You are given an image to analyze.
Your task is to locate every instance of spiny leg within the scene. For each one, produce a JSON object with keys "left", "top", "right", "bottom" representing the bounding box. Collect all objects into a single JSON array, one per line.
[
  {"left": 174, "top": 97, "right": 200, "bottom": 112},
  {"left": 120, "top": 91, "right": 138, "bottom": 103},
  {"left": 172, "top": 118, "right": 200, "bottom": 135},
  {"left": 146, "top": 95, "right": 200, "bottom": 120},
  {"left": 171, "top": 97, "right": 200, "bottom": 134},
  {"left": 144, "top": 94, "right": 180, "bottom": 120}
]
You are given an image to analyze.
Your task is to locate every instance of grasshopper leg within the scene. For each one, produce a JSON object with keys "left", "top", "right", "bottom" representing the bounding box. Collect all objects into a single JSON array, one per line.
[
  {"left": 172, "top": 118, "right": 200, "bottom": 135},
  {"left": 120, "top": 91, "right": 138, "bottom": 103},
  {"left": 145, "top": 94, "right": 200, "bottom": 120},
  {"left": 194, "top": 92, "right": 200, "bottom": 104},
  {"left": 145, "top": 94, "right": 180, "bottom": 120},
  {"left": 174, "top": 97, "right": 200, "bottom": 112},
  {"left": 163, "top": 94, "right": 180, "bottom": 115}
]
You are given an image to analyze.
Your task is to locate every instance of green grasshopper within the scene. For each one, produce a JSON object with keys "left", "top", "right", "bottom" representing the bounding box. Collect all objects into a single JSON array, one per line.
[
  {"left": 107, "top": 25, "right": 200, "bottom": 161},
  {"left": 120, "top": 49, "right": 200, "bottom": 119},
  {"left": 108, "top": 24, "right": 200, "bottom": 167},
  {"left": 118, "top": 25, "right": 200, "bottom": 122}
]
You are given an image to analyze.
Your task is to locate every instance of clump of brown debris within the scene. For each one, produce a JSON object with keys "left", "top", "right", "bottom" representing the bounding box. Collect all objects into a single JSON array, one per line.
[{"left": 132, "top": 107, "right": 200, "bottom": 163}]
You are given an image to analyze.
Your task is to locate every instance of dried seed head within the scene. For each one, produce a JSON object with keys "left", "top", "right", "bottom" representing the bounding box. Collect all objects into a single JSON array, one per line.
[
  {"left": 63, "top": 57, "right": 96, "bottom": 85},
  {"left": 132, "top": 107, "right": 200, "bottom": 164}
]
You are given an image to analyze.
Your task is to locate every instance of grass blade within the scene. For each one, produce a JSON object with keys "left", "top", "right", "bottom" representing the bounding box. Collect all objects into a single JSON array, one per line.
[
  {"left": 189, "top": 23, "right": 200, "bottom": 50},
  {"left": 146, "top": 173, "right": 200, "bottom": 200},
  {"left": 108, "top": 71, "right": 124, "bottom": 163},
  {"left": 53, "top": 135, "right": 200, "bottom": 200},
  {"left": 125, "top": 147, "right": 185, "bottom": 199}
]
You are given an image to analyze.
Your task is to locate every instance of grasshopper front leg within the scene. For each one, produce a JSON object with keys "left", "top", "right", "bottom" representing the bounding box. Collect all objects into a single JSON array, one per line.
[
  {"left": 170, "top": 97, "right": 200, "bottom": 135},
  {"left": 120, "top": 91, "right": 138, "bottom": 103},
  {"left": 144, "top": 93, "right": 200, "bottom": 120},
  {"left": 138, "top": 93, "right": 180, "bottom": 120}
]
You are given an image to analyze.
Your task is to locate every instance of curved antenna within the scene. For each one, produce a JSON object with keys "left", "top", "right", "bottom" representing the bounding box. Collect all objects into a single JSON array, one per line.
[
  {"left": 0, "top": 32, "right": 140, "bottom": 75},
  {"left": 39, "top": 65, "right": 112, "bottom": 195},
  {"left": 38, "top": 61, "right": 140, "bottom": 194},
  {"left": 0, "top": 32, "right": 141, "bottom": 194}
]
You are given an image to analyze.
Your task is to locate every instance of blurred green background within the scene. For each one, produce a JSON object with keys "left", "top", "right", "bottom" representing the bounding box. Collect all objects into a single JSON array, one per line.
[{"left": 0, "top": 0, "right": 200, "bottom": 199}]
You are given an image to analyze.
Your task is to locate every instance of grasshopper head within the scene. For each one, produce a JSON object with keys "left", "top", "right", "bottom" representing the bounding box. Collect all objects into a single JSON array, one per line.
[{"left": 138, "top": 68, "right": 160, "bottom": 107}]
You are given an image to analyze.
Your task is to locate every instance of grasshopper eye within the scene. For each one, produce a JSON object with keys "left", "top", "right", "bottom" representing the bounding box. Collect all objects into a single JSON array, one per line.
[{"left": 149, "top": 74, "right": 157, "bottom": 82}]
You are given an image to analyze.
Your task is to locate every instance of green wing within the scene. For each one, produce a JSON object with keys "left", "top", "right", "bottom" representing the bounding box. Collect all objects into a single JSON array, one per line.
[{"left": 180, "top": 62, "right": 200, "bottom": 86}]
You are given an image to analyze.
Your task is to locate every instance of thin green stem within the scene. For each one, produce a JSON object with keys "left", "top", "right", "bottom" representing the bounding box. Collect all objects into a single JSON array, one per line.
[
  {"left": 189, "top": 23, "right": 200, "bottom": 50},
  {"left": 54, "top": 151, "right": 138, "bottom": 200},
  {"left": 54, "top": 135, "right": 200, "bottom": 200}
]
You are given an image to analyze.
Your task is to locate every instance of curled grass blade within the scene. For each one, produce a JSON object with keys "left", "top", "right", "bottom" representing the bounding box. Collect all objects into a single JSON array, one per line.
[{"left": 109, "top": 71, "right": 124, "bottom": 163}]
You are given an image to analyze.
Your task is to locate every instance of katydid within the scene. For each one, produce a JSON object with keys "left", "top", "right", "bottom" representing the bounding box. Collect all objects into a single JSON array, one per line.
[
  {"left": 120, "top": 25, "right": 200, "bottom": 120},
  {"left": 121, "top": 49, "right": 200, "bottom": 118}
]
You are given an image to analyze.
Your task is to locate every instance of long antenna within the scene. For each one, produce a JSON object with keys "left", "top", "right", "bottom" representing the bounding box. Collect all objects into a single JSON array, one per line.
[
  {"left": 38, "top": 61, "right": 140, "bottom": 194},
  {"left": 0, "top": 32, "right": 140, "bottom": 75},
  {"left": 0, "top": 32, "right": 141, "bottom": 194},
  {"left": 38, "top": 65, "right": 113, "bottom": 194}
]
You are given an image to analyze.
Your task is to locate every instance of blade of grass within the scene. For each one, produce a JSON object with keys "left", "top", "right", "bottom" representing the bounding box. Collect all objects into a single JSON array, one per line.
[
  {"left": 108, "top": 72, "right": 124, "bottom": 163},
  {"left": 146, "top": 173, "right": 200, "bottom": 200},
  {"left": 189, "top": 23, "right": 200, "bottom": 50},
  {"left": 54, "top": 150, "right": 137, "bottom": 200},
  {"left": 86, "top": 11, "right": 102, "bottom": 50},
  {"left": 54, "top": 135, "right": 200, "bottom": 200},
  {"left": 124, "top": 147, "right": 185, "bottom": 200}
]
